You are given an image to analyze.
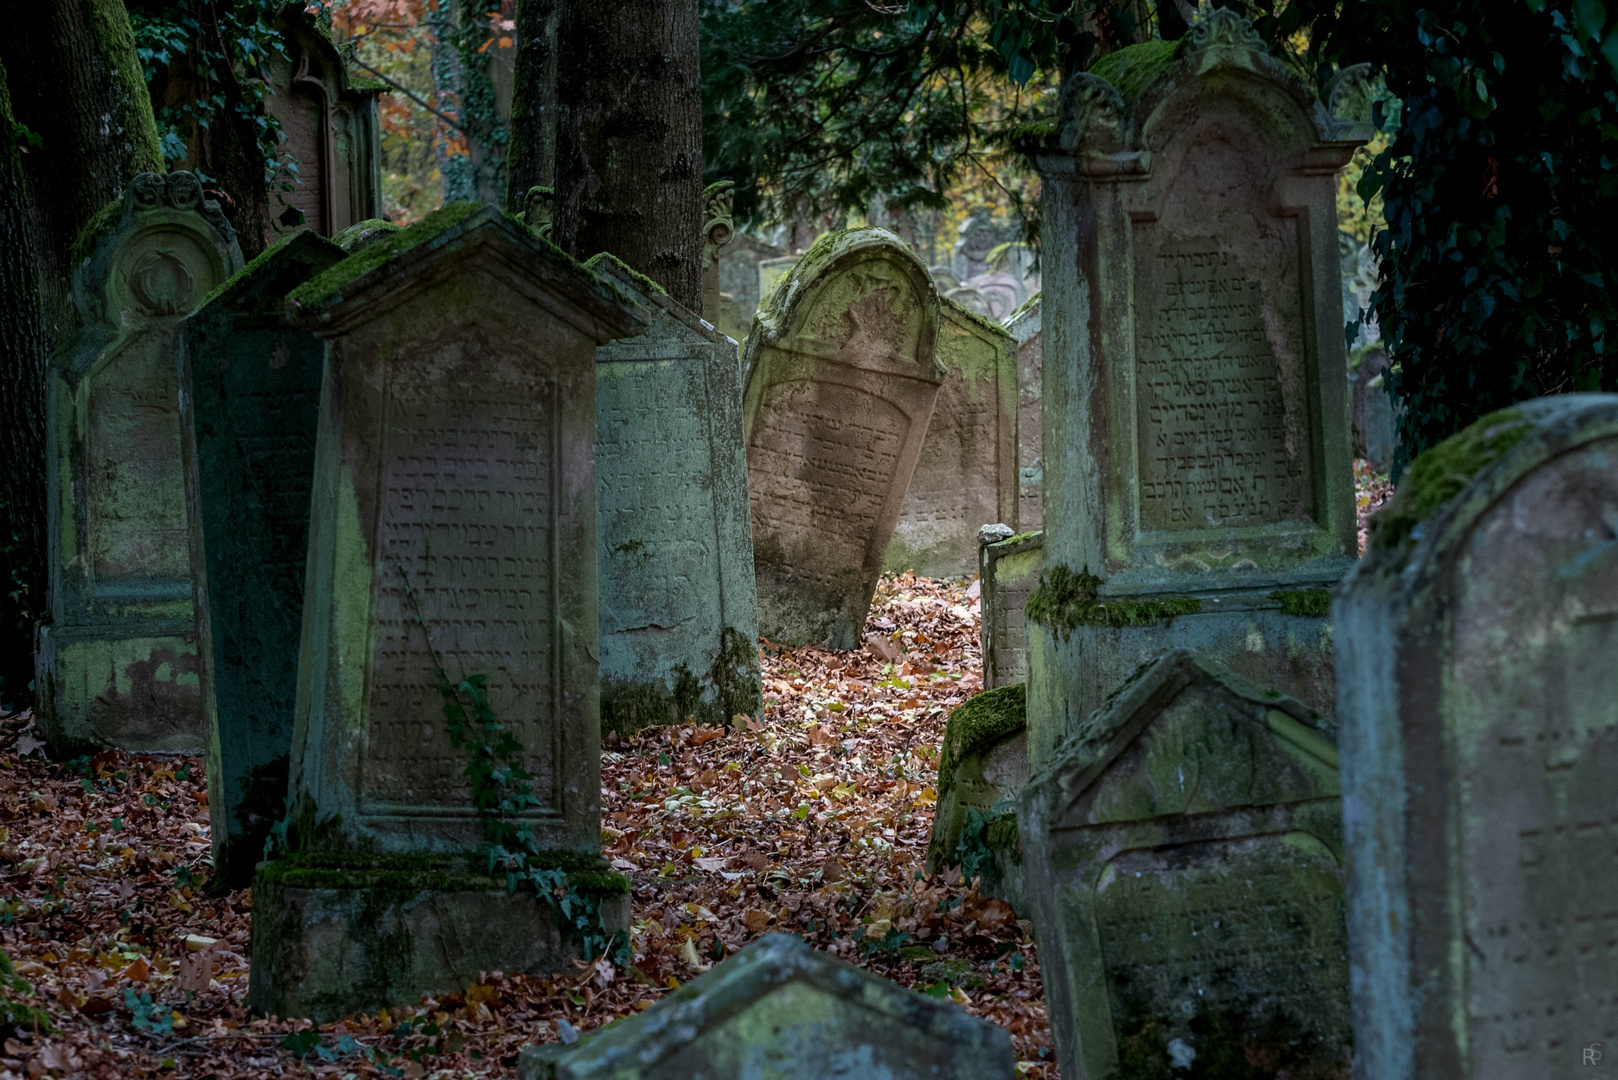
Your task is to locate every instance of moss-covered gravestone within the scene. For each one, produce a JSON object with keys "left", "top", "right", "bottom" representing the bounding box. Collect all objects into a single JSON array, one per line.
[
  {"left": 1336, "top": 397, "right": 1618, "bottom": 1080},
  {"left": 178, "top": 230, "right": 346, "bottom": 890},
  {"left": 587, "top": 254, "right": 762, "bottom": 733},
  {"left": 247, "top": 204, "right": 647, "bottom": 1022},
  {"left": 517, "top": 934, "right": 1015, "bottom": 1080},
  {"left": 1024, "top": 10, "right": 1372, "bottom": 765},
  {"left": 1018, "top": 650, "right": 1349, "bottom": 1080},
  {"left": 980, "top": 525, "right": 1043, "bottom": 690},
  {"left": 743, "top": 229, "right": 942, "bottom": 648},
  {"left": 38, "top": 172, "right": 243, "bottom": 753},
  {"left": 1006, "top": 295, "right": 1042, "bottom": 530},
  {"left": 884, "top": 295, "right": 1017, "bottom": 579},
  {"left": 926, "top": 684, "right": 1028, "bottom": 910}
]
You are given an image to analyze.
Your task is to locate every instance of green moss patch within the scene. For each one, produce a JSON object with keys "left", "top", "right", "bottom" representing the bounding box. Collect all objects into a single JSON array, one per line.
[
  {"left": 1269, "top": 589, "right": 1332, "bottom": 618},
  {"left": 586, "top": 251, "right": 668, "bottom": 297},
  {"left": 1090, "top": 38, "right": 1185, "bottom": 101},
  {"left": 1026, "top": 565, "right": 1202, "bottom": 642},
  {"left": 70, "top": 198, "right": 125, "bottom": 267},
  {"left": 1369, "top": 407, "right": 1530, "bottom": 554},
  {"left": 937, "top": 684, "right": 1027, "bottom": 799}
]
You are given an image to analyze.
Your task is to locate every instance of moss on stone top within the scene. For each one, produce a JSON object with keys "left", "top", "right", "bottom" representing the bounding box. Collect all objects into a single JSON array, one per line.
[
  {"left": 287, "top": 200, "right": 490, "bottom": 309},
  {"left": 1269, "top": 588, "right": 1332, "bottom": 618},
  {"left": 199, "top": 228, "right": 342, "bottom": 312},
  {"left": 1089, "top": 38, "right": 1185, "bottom": 102},
  {"left": 1026, "top": 564, "right": 1202, "bottom": 642},
  {"left": 937, "top": 684, "right": 1026, "bottom": 800},
  {"left": 940, "top": 289, "right": 1014, "bottom": 340},
  {"left": 1007, "top": 291, "right": 1042, "bottom": 324},
  {"left": 348, "top": 77, "right": 388, "bottom": 94},
  {"left": 585, "top": 252, "right": 668, "bottom": 297},
  {"left": 1368, "top": 407, "right": 1530, "bottom": 554},
  {"left": 993, "top": 530, "right": 1043, "bottom": 549},
  {"left": 335, "top": 218, "right": 400, "bottom": 253}
]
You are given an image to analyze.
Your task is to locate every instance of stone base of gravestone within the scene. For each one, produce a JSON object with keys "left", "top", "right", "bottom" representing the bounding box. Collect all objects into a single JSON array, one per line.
[
  {"left": 249, "top": 858, "right": 629, "bottom": 1022},
  {"left": 34, "top": 632, "right": 203, "bottom": 753},
  {"left": 926, "top": 684, "right": 1028, "bottom": 913},
  {"left": 980, "top": 526, "right": 1041, "bottom": 690},
  {"left": 518, "top": 933, "right": 1014, "bottom": 1080},
  {"left": 1025, "top": 585, "right": 1335, "bottom": 767}
]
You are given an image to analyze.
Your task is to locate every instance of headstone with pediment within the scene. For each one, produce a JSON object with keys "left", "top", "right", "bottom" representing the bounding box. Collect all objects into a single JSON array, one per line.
[
  {"left": 884, "top": 296, "right": 1017, "bottom": 579},
  {"left": 1019, "top": 650, "right": 1350, "bottom": 1080},
  {"left": 1006, "top": 295, "right": 1043, "bottom": 530},
  {"left": 588, "top": 254, "right": 762, "bottom": 733},
  {"left": 262, "top": 5, "right": 382, "bottom": 238},
  {"left": 38, "top": 172, "right": 243, "bottom": 753},
  {"left": 178, "top": 229, "right": 346, "bottom": 889},
  {"left": 1023, "top": 11, "right": 1371, "bottom": 764},
  {"left": 1336, "top": 396, "right": 1618, "bottom": 1080},
  {"left": 742, "top": 229, "right": 943, "bottom": 648},
  {"left": 247, "top": 204, "right": 646, "bottom": 1021}
]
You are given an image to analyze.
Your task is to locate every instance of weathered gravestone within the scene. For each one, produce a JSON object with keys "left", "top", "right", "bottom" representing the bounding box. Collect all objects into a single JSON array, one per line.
[
  {"left": 1019, "top": 650, "right": 1350, "bottom": 1080},
  {"left": 1024, "top": 11, "right": 1371, "bottom": 764},
  {"left": 926, "top": 683, "right": 1028, "bottom": 911},
  {"left": 336, "top": 218, "right": 399, "bottom": 253},
  {"left": 980, "top": 525, "right": 1043, "bottom": 690},
  {"left": 262, "top": 5, "right": 381, "bottom": 237},
  {"left": 517, "top": 933, "right": 1016, "bottom": 1080},
  {"left": 178, "top": 229, "right": 346, "bottom": 889},
  {"left": 1006, "top": 295, "right": 1043, "bottom": 530},
  {"left": 38, "top": 172, "right": 243, "bottom": 753},
  {"left": 884, "top": 296, "right": 1017, "bottom": 578},
  {"left": 742, "top": 229, "right": 943, "bottom": 648},
  {"left": 1336, "top": 396, "right": 1618, "bottom": 1080},
  {"left": 247, "top": 204, "right": 646, "bottom": 1021},
  {"left": 587, "top": 254, "right": 763, "bottom": 732}
]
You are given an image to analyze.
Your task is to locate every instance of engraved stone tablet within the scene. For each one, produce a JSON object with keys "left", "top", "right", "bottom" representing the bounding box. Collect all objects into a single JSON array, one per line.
[
  {"left": 39, "top": 172, "right": 242, "bottom": 753},
  {"left": 1023, "top": 10, "right": 1370, "bottom": 763},
  {"left": 1018, "top": 650, "right": 1349, "bottom": 1080},
  {"left": 742, "top": 229, "right": 942, "bottom": 648},
  {"left": 1006, "top": 295, "right": 1042, "bottom": 531},
  {"left": 178, "top": 229, "right": 346, "bottom": 889},
  {"left": 981, "top": 526, "right": 1042, "bottom": 689},
  {"left": 283, "top": 204, "right": 646, "bottom": 855},
  {"left": 884, "top": 296, "right": 1017, "bottom": 579},
  {"left": 588, "top": 255, "right": 762, "bottom": 732},
  {"left": 1336, "top": 396, "right": 1618, "bottom": 1080},
  {"left": 517, "top": 934, "right": 1016, "bottom": 1080}
]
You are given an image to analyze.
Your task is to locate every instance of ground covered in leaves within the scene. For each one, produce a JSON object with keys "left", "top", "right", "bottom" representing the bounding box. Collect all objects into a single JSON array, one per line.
[{"left": 0, "top": 574, "right": 1056, "bottom": 1079}]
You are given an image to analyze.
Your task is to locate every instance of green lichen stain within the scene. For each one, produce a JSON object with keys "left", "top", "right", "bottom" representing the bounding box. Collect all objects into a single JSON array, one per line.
[
  {"left": 1268, "top": 589, "right": 1331, "bottom": 618},
  {"left": 585, "top": 251, "right": 667, "bottom": 297},
  {"left": 1090, "top": 38, "right": 1186, "bottom": 102},
  {"left": 1369, "top": 407, "right": 1529, "bottom": 554},
  {"left": 601, "top": 626, "right": 761, "bottom": 734},
  {"left": 937, "top": 684, "right": 1027, "bottom": 801},
  {"left": 1026, "top": 565, "right": 1202, "bottom": 642}
]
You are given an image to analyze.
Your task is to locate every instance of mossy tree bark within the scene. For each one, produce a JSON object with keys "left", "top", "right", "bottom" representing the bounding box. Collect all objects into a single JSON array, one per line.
[
  {"left": 553, "top": 0, "right": 702, "bottom": 311},
  {"left": 0, "top": 0, "right": 162, "bottom": 706},
  {"left": 505, "top": 0, "right": 560, "bottom": 211}
]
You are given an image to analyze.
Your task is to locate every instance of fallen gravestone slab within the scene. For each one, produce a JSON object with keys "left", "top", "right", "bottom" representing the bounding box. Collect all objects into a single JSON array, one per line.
[
  {"left": 743, "top": 229, "right": 942, "bottom": 648},
  {"left": 247, "top": 204, "right": 646, "bottom": 1021},
  {"left": 179, "top": 229, "right": 346, "bottom": 890},
  {"left": 588, "top": 254, "right": 762, "bottom": 732},
  {"left": 1337, "top": 396, "right": 1618, "bottom": 1080},
  {"left": 1019, "top": 649, "right": 1350, "bottom": 1080},
  {"left": 518, "top": 933, "right": 1015, "bottom": 1080},
  {"left": 39, "top": 172, "right": 242, "bottom": 754}
]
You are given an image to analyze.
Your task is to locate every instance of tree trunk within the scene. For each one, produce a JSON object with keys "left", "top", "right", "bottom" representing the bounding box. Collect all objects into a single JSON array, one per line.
[
  {"left": 554, "top": 0, "right": 703, "bottom": 311},
  {"left": 0, "top": 0, "right": 162, "bottom": 708},
  {"left": 505, "top": 0, "right": 560, "bottom": 210}
]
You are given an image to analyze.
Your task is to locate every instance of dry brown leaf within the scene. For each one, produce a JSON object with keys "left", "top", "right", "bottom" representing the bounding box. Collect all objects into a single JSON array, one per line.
[
  {"left": 742, "top": 909, "right": 771, "bottom": 933},
  {"left": 822, "top": 856, "right": 845, "bottom": 883}
]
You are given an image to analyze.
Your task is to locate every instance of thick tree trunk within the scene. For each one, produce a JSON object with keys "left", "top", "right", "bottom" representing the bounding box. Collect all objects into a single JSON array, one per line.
[
  {"left": 505, "top": 0, "right": 560, "bottom": 210},
  {"left": 554, "top": 0, "right": 703, "bottom": 311},
  {"left": 0, "top": 1, "right": 161, "bottom": 707}
]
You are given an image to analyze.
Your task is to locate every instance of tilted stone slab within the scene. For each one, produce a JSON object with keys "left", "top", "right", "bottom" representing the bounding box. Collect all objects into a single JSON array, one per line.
[
  {"left": 39, "top": 172, "right": 243, "bottom": 753},
  {"left": 518, "top": 933, "right": 1015, "bottom": 1080},
  {"left": 885, "top": 296, "right": 1017, "bottom": 579},
  {"left": 1024, "top": 11, "right": 1372, "bottom": 763},
  {"left": 1005, "top": 295, "right": 1042, "bottom": 530},
  {"left": 587, "top": 255, "right": 762, "bottom": 732},
  {"left": 1336, "top": 396, "right": 1618, "bottom": 1080},
  {"left": 1019, "top": 649, "right": 1349, "bottom": 1080},
  {"left": 178, "top": 229, "right": 346, "bottom": 890},
  {"left": 980, "top": 525, "right": 1042, "bottom": 690},
  {"left": 742, "top": 228, "right": 942, "bottom": 648}
]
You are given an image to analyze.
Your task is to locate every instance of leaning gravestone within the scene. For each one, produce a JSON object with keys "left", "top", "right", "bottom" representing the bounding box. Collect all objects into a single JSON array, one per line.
[
  {"left": 247, "top": 204, "right": 646, "bottom": 1021},
  {"left": 885, "top": 295, "right": 1017, "bottom": 578},
  {"left": 1023, "top": 11, "right": 1371, "bottom": 764},
  {"left": 38, "top": 172, "right": 243, "bottom": 753},
  {"left": 178, "top": 229, "right": 346, "bottom": 890},
  {"left": 980, "top": 525, "right": 1043, "bottom": 689},
  {"left": 1336, "top": 396, "right": 1618, "bottom": 1080},
  {"left": 1005, "top": 295, "right": 1042, "bottom": 530},
  {"left": 518, "top": 934, "right": 1015, "bottom": 1080},
  {"left": 1019, "top": 650, "right": 1350, "bottom": 1080},
  {"left": 587, "top": 254, "right": 763, "bottom": 732},
  {"left": 743, "top": 229, "right": 943, "bottom": 648}
]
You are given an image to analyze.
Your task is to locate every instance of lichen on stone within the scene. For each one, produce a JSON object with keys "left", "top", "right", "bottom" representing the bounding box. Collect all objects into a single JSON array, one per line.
[
  {"left": 601, "top": 626, "right": 761, "bottom": 734},
  {"left": 1268, "top": 588, "right": 1332, "bottom": 618},
  {"left": 1368, "top": 407, "right": 1530, "bottom": 554},
  {"left": 1026, "top": 565, "right": 1202, "bottom": 642},
  {"left": 1089, "top": 38, "right": 1185, "bottom": 102}
]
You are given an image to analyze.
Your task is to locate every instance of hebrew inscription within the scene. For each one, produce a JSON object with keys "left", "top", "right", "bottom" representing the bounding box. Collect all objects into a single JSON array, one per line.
[
  {"left": 363, "top": 379, "right": 557, "bottom": 813},
  {"left": 1136, "top": 237, "right": 1310, "bottom": 531}
]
